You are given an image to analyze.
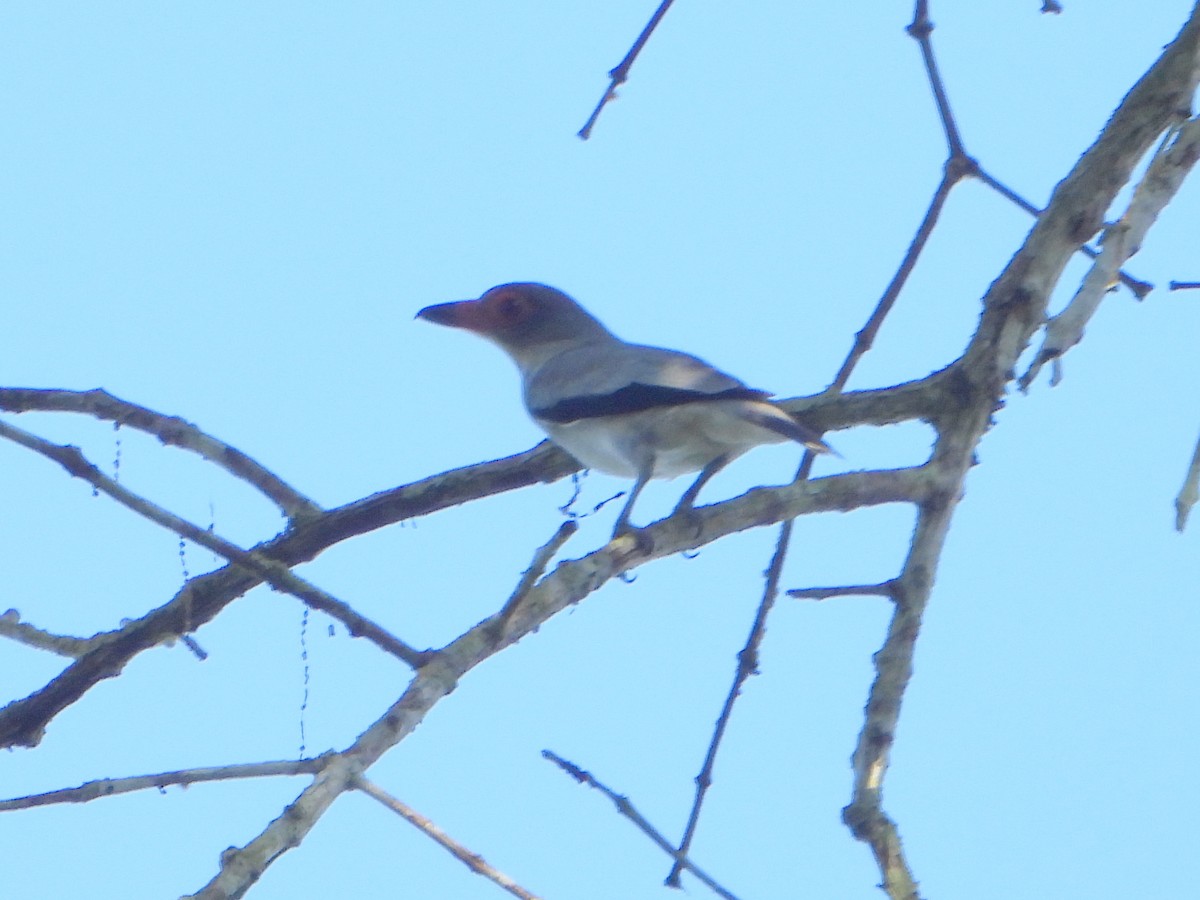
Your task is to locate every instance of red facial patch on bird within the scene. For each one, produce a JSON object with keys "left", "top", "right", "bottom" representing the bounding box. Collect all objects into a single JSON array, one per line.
[{"left": 478, "top": 286, "right": 536, "bottom": 331}]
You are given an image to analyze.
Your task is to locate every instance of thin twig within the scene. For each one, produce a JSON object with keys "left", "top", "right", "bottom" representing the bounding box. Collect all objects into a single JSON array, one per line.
[
  {"left": 356, "top": 777, "right": 542, "bottom": 900},
  {"left": 666, "top": 506, "right": 798, "bottom": 887},
  {"left": 787, "top": 581, "right": 898, "bottom": 601},
  {"left": 831, "top": 163, "right": 964, "bottom": 392},
  {"left": 542, "top": 751, "right": 740, "bottom": 900},
  {"left": 1169, "top": 280, "right": 1200, "bottom": 290},
  {"left": 493, "top": 521, "right": 578, "bottom": 635},
  {"left": 0, "top": 758, "right": 328, "bottom": 811},
  {"left": 578, "top": 0, "right": 675, "bottom": 139},
  {"left": 908, "top": 0, "right": 967, "bottom": 158}
]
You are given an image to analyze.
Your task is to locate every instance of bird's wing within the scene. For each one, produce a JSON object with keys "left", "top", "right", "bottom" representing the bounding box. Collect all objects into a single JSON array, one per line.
[{"left": 526, "top": 342, "right": 770, "bottom": 423}]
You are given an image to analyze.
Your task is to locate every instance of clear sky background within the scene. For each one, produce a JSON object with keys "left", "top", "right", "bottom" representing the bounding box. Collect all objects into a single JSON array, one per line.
[{"left": 2, "top": 3, "right": 1199, "bottom": 898}]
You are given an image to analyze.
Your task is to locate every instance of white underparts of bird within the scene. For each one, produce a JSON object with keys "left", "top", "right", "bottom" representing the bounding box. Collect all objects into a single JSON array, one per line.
[{"left": 417, "top": 282, "right": 833, "bottom": 538}]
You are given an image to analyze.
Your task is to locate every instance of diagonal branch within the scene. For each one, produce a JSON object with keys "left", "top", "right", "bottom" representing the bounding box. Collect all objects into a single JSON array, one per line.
[
  {"left": 0, "top": 418, "right": 425, "bottom": 669},
  {"left": 543, "top": 750, "right": 740, "bottom": 900},
  {"left": 578, "top": 0, "right": 676, "bottom": 139},
  {"left": 907, "top": 0, "right": 968, "bottom": 159},
  {"left": 1020, "top": 116, "right": 1200, "bottom": 390},
  {"left": 356, "top": 777, "right": 543, "bottom": 900},
  {"left": 0, "top": 388, "right": 321, "bottom": 521}
]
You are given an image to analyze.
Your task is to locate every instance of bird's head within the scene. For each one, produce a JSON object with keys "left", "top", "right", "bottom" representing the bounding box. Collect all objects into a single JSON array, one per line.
[{"left": 417, "top": 283, "right": 613, "bottom": 366}]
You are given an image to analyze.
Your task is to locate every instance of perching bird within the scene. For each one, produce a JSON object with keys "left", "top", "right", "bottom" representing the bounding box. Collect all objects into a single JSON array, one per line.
[{"left": 417, "top": 283, "right": 833, "bottom": 537}]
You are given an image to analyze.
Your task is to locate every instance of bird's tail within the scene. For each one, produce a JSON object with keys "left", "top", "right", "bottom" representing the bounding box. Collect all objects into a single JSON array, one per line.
[{"left": 746, "top": 404, "right": 838, "bottom": 456}]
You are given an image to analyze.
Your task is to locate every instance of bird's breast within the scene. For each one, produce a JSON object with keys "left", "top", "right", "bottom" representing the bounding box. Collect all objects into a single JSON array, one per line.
[{"left": 532, "top": 401, "right": 784, "bottom": 480}]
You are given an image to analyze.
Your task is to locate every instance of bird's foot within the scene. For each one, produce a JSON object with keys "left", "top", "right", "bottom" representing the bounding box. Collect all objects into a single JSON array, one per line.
[{"left": 611, "top": 522, "right": 654, "bottom": 554}]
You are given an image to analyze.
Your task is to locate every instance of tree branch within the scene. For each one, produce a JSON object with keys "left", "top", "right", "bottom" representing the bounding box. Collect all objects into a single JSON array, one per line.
[
  {"left": 578, "top": 0, "right": 676, "bottom": 139},
  {"left": 543, "top": 750, "right": 740, "bottom": 900},
  {"left": 1021, "top": 116, "right": 1200, "bottom": 390},
  {"left": 356, "top": 777, "right": 543, "bottom": 900},
  {"left": 0, "top": 388, "right": 321, "bottom": 521},
  {"left": 0, "top": 418, "right": 426, "bottom": 670},
  {"left": 0, "top": 759, "right": 328, "bottom": 811}
]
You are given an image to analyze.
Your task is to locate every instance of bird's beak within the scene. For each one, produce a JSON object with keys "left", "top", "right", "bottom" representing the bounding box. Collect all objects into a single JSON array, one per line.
[{"left": 416, "top": 299, "right": 492, "bottom": 333}]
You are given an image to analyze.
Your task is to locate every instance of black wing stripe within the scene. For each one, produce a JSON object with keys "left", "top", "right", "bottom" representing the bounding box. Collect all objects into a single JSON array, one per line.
[
  {"left": 744, "top": 407, "right": 834, "bottom": 453},
  {"left": 533, "top": 383, "right": 769, "bottom": 423}
]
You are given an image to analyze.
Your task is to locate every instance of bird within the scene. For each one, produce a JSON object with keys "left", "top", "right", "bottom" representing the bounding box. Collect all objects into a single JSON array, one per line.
[{"left": 416, "top": 283, "right": 833, "bottom": 539}]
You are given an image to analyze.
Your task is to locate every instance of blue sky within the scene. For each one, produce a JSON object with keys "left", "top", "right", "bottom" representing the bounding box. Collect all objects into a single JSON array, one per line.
[{"left": 2, "top": 3, "right": 1199, "bottom": 898}]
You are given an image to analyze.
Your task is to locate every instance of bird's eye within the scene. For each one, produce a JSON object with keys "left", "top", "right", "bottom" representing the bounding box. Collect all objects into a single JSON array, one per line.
[{"left": 494, "top": 292, "right": 530, "bottom": 323}]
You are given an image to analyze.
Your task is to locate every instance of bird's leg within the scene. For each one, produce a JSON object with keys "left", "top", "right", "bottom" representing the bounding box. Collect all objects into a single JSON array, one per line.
[
  {"left": 673, "top": 454, "right": 731, "bottom": 515},
  {"left": 669, "top": 454, "right": 732, "bottom": 538},
  {"left": 611, "top": 468, "right": 651, "bottom": 539}
]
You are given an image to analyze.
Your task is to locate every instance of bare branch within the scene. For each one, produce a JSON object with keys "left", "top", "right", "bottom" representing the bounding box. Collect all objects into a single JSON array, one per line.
[
  {"left": 666, "top": 506, "right": 796, "bottom": 888},
  {"left": 356, "top": 777, "right": 543, "bottom": 900},
  {"left": 787, "top": 581, "right": 899, "bottom": 600},
  {"left": 830, "top": 165, "right": 964, "bottom": 392},
  {"left": 0, "top": 759, "right": 328, "bottom": 812},
  {"left": 906, "top": 5, "right": 1151, "bottom": 299},
  {"left": 543, "top": 750, "right": 740, "bottom": 900},
  {"left": 0, "top": 388, "right": 321, "bottom": 521},
  {"left": 185, "top": 754, "right": 364, "bottom": 899},
  {"left": 0, "top": 461, "right": 925, "bottom": 752},
  {"left": 907, "top": 1, "right": 968, "bottom": 159},
  {"left": 1021, "top": 117, "right": 1200, "bottom": 390},
  {"left": 0, "top": 418, "right": 426, "bottom": 670},
  {"left": 578, "top": 0, "right": 675, "bottom": 140},
  {"left": 493, "top": 520, "right": 579, "bottom": 636}
]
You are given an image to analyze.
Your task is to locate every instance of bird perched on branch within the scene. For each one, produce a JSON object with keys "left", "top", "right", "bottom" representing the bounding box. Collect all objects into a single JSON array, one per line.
[{"left": 417, "top": 283, "right": 833, "bottom": 539}]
